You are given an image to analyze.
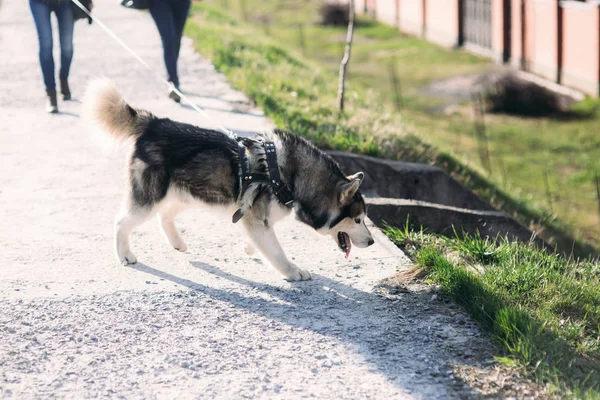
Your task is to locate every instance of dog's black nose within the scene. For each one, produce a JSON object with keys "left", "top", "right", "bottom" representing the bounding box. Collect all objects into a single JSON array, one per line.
[{"left": 367, "top": 239, "right": 374, "bottom": 246}]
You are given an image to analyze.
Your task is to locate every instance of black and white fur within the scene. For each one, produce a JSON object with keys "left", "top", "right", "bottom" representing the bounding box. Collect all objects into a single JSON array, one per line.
[{"left": 84, "top": 79, "right": 374, "bottom": 281}]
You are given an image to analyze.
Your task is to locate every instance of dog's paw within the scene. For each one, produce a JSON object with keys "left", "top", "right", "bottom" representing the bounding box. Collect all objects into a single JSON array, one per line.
[
  {"left": 119, "top": 252, "right": 137, "bottom": 265},
  {"left": 285, "top": 267, "right": 312, "bottom": 282},
  {"left": 172, "top": 240, "right": 188, "bottom": 253},
  {"left": 244, "top": 242, "right": 255, "bottom": 256}
]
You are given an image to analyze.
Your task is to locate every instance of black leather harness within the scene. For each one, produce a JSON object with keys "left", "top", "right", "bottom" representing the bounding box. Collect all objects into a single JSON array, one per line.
[{"left": 232, "top": 140, "right": 294, "bottom": 223}]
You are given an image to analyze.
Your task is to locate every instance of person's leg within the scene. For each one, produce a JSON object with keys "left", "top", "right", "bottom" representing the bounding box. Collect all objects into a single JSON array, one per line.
[
  {"left": 29, "top": 0, "right": 55, "bottom": 91},
  {"left": 171, "top": 0, "right": 191, "bottom": 63},
  {"left": 56, "top": 1, "right": 74, "bottom": 99},
  {"left": 150, "top": 0, "right": 179, "bottom": 86}
]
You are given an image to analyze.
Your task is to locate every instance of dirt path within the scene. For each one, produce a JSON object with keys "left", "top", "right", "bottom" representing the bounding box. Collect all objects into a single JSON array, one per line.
[{"left": 0, "top": 1, "right": 541, "bottom": 398}]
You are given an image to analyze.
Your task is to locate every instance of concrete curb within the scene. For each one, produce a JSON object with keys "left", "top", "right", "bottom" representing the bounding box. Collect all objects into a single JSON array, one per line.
[{"left": 330, "top": 151, "right": 550, "bottom": 249}]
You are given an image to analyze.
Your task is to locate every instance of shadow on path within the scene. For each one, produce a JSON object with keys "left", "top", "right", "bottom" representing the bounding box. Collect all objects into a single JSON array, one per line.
[{"left": 129, "top": 261, "right": 483, "bottom": 398}]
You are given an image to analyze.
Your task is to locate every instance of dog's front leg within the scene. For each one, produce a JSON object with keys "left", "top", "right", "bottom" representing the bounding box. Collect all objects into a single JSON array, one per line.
[
  {"left": 243, "top": 242, "right": 256, "bottom": 256},
  {"left": 242, "top": 219, "right": 312, "bottom": 281}
]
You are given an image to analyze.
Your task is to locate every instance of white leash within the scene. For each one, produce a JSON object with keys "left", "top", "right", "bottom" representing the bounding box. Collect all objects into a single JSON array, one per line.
[{"left": 70, "top": 0, "right": 236, "bottom": 138}]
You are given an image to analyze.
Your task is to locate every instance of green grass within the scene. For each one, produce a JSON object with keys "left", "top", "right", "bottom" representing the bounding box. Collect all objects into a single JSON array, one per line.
[
  {"left": 444, "top": 228, "right": 506, "bottom": 265},
  {"left": 185, "top": 0, "right": 600, "bottom": 258},
  {"left": 385, "top": 225, "right": 600, "bottom": 397}
]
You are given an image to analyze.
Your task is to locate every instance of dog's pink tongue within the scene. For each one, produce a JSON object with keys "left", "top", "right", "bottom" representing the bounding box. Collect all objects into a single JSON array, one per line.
[{"left": 344, "top": 235, "right": 352, "bottom": 259}]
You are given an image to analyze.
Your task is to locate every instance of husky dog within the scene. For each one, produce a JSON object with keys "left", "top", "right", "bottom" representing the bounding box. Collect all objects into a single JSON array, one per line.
[{"left": 83, "top": 79, "right": 374, "bottom": 281}]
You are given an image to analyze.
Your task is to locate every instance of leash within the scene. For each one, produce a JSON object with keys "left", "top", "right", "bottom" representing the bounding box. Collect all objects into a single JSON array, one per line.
[{"left": 70, "top": 0, "right": 236, "bottom": 138}]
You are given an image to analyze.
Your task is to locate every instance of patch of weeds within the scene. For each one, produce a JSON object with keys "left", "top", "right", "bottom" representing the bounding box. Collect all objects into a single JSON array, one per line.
[
  {"left": 383, "top": 219, "right": 430, "bottom": 257},
  {"left": 570, "top": 97, "right": 600, "bottom": 119},
  {"left": 444, "top": 229, "right": 507, "bottom": 265}
]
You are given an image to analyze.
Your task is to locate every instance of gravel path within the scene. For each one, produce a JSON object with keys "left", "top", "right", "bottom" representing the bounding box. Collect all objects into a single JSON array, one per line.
[{"left": 0, "top": 1, "right": 534, "bottom": 398}]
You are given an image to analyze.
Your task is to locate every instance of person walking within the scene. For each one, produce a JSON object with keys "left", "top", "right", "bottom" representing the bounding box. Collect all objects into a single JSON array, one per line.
[
  {"left": 149, "top": 0, "right": 196, "bottom": 103},
  {"left": 30, "top": 0, "right": 90, "bottom": 113}
]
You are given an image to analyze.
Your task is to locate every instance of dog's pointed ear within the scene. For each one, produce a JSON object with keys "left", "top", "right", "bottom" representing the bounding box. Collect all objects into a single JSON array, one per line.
[{"left": 340, "top": 172, "right": 364, "bottom": 205}]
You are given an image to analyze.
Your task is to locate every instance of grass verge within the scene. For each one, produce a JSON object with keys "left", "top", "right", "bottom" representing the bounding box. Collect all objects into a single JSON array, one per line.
[
  {"left": 185, "top": 0, "right": 598, "bottom": 258},
  {"left": 184, "top": 2, "right": 600, "bottom": 394},
  {"left": 385, "top": 222, "right": 600, "bottom": 397}
]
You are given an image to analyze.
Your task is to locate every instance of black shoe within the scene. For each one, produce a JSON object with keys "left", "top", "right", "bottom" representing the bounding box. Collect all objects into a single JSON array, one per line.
[
  {"left": 168, "top": 82, "right": 181, "bottom": 103},
  {"left": 46, "top": 90, "right": 58, "bottom": 113},
  {"left": 60, "top": 77, "right": 71, "bottom": 100}
]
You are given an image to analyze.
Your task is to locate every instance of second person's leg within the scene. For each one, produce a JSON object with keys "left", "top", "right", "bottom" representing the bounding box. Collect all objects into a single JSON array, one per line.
[
  {"left": 150, "top": 0, "right": 178, "bottom": 86},
  {"left": 171, "top": 0, "right": 191, "bottom": 64}
]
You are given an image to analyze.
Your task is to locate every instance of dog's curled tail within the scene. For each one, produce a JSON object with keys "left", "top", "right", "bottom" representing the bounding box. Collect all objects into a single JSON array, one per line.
[{"left": 83, "top": 78, "right": 152, "bottom": 144}]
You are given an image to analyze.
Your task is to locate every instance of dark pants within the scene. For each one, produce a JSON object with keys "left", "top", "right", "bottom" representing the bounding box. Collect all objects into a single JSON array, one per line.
[
  {"left": 29, "top": 0, "right": 74, "bottom": 91},
  {"left": 150, "top": 0, "right": 191, "bottom": 87}
]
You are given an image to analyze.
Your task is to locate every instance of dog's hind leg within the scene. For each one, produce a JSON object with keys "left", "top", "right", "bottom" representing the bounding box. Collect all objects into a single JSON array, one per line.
[
  {"left": 242, "top": 219, "right": 311, "bottom": 281},
  {"left": 115, "top": 204, "right": 154, "bottom": 265},
  {"left": 158, "top": 205, "right": 188, "bottom": 252}
]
